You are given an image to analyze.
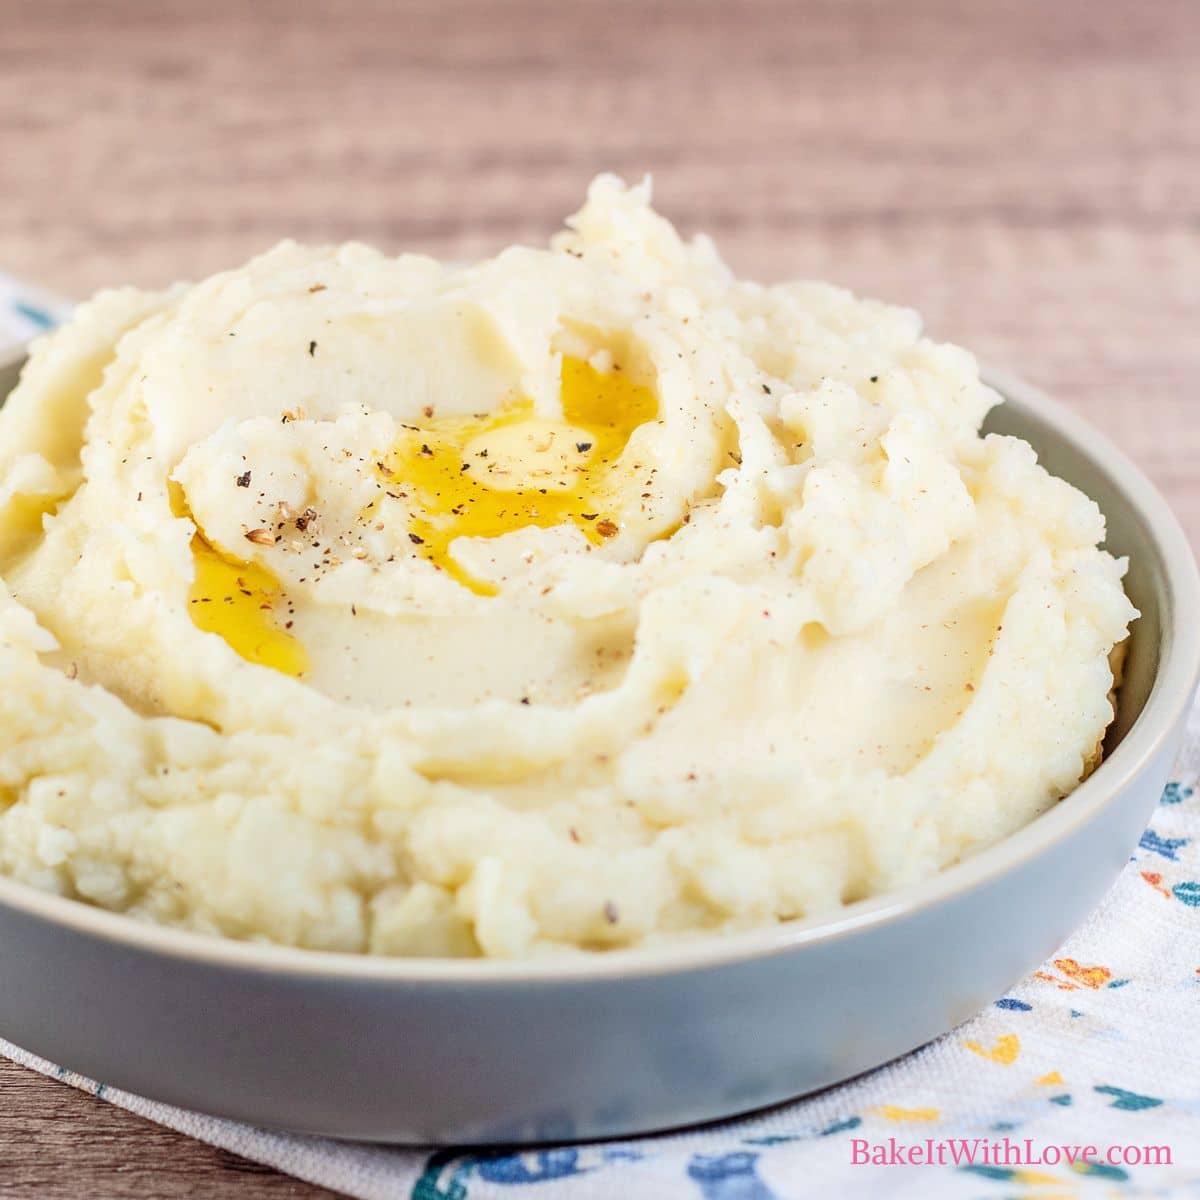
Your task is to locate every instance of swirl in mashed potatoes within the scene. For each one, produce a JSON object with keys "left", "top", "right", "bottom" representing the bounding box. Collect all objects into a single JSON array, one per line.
[{"left": 0, "top": 178, "right": 1136, "bottom": 957}]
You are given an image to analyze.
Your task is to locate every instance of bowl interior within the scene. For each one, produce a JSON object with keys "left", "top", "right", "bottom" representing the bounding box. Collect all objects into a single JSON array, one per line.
[{"left": 0, "top": 356, "right": 19, "bottom": 401}]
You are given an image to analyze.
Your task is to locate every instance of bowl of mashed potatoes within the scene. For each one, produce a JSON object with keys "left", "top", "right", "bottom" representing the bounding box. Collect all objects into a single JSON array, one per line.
[{"left": 0, "top": 177, "right": 1195, "bottom": 1142}]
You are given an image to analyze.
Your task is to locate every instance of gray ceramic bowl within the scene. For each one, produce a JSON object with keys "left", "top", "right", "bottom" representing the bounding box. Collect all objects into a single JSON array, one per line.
[{"left": 0, "top": 350, "right": 1196, "bottom": 1144}]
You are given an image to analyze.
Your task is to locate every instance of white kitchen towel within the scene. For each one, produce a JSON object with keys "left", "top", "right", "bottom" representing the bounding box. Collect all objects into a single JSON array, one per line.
[
  {"left": 0, "top": 275, "right": 71, "bottom": 360},
  {"left": 3, "top": 277, "right": 1199, "bottom": 1198}
]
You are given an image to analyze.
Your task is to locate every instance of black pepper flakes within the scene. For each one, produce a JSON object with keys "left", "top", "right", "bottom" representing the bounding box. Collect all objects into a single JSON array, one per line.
[
  {"left": 408, "top": 532, "right": 425, "bottom": 545},
  {"left": 236, "top": 470, "right": 252, "bottom": 488},
  {"left": 308, "top": 340, "right": 318, "bottom": 357}
]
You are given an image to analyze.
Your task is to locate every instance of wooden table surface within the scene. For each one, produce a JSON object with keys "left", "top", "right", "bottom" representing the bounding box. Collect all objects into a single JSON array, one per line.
[{"left": 1, "top": 0, "right": 1197, "bottom": 1194}]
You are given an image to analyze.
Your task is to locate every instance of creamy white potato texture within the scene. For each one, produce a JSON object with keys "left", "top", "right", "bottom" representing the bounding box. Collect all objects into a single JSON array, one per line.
[{"left": 0, "top": 177, "right": 1136, "bottom": 957}]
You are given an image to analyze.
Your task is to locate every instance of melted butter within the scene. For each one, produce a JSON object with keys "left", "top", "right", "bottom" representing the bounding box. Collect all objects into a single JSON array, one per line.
[
  {"left": 381, "top": 355, "right": 657, "bottom": 594},
  {"left": 172, "top": 483, "right": 308, "bottom": 676},
  {"left": 188, "top": 540, "right": 309, "bottom": 676},
  {"left": 176, "top": 355, "right": 653, "bottom": 663}
]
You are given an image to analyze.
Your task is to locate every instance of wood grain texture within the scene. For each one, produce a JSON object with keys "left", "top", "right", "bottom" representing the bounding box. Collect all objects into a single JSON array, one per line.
[
  {"left": 0, "top": 1058, "right": 341, "bottom": 1198},
  {"left": 0, "top": 0, "right": 1197, "bottom": 1195}
]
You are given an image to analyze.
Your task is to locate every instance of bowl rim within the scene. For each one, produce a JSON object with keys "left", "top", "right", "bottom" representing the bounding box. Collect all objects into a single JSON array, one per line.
[{"left": 0, "top": 358, "right": 1197, "bottom": 984}]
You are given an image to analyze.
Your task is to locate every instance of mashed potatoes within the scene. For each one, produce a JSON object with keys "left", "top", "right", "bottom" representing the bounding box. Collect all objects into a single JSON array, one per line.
[{"left": 0, "top": 177, "right": 1136, "bottom": 957}]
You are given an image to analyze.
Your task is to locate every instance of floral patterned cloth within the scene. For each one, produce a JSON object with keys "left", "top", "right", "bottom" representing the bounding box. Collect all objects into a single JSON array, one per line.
[{"left": 2, "top": 277, "right": 1199, "bottom": 1198}]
